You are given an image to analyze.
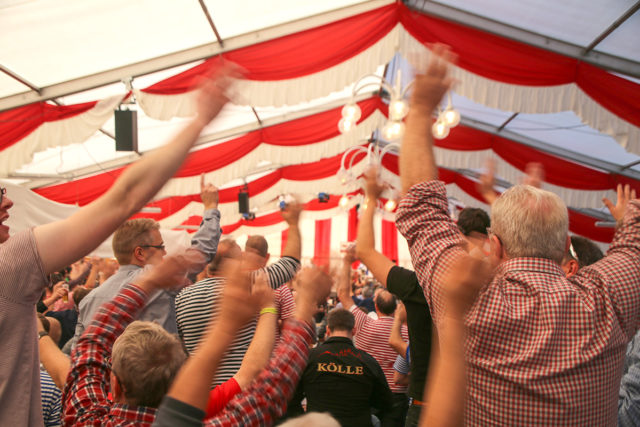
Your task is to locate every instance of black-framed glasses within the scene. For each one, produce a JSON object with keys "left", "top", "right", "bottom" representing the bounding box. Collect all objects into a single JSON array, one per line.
[
  {"left": 140, "top": 244, "right": 165, "bottom": 251},
  {"left": 0, "top": 187, "right": 5, "bottom": 205}
]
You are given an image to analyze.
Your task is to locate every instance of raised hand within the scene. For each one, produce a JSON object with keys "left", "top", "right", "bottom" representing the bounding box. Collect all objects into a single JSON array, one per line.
[
  {"left": 280, "top": 199, "right": 303, "bottom": 226},
  {"left": 364, "top": 166, "right": 385, "bottom": 200},
  {"left": 134, "top": 249, "right": 207, "bottom": 294},
  {"left": 295, "top": 267, "right": 334, "bottom": 323},
  {"left": 410, "top": 44, "right": 455, "bottom": 113},
  {"left": 195, "top": 62, "right": 240, "bottom": 128},
  {"left": 522, "top": 162, "right": 544, "bottom": 188},
  {"left": 603, "top": 183, "right": 637, "bottom": 223},
  {"left": 477, "top": 158, "right": 498, "bottom": 205},
  {"left": 200, "top": 174, "right": 219, "bottom": 210}
]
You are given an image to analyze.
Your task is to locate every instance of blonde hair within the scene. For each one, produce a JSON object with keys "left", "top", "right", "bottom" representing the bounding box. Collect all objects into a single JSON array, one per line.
[
  {"left": 492, "top": 185, "right": 568, "bottom": 264},
  {"left": 111, "top": 321, "right": 186, "bottom": 408},
  {"left": 112, "top": 219, "right": 159, "bottom": 264}
]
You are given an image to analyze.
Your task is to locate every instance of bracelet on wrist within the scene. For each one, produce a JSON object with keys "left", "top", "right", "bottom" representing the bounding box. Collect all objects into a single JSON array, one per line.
[{"left": 260, "top": 307, "right": 278, "bottom": 316}]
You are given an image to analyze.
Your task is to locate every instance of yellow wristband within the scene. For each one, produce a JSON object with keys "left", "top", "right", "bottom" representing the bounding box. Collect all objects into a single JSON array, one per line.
[{"left": 260, "top": 307, "right": 278, "bottom": 316}]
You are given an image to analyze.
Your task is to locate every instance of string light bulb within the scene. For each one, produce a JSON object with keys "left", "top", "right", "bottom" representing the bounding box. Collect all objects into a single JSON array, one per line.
[
  {"left": 341, "top": 103, "right": 362, "bottom": 122},
  {"left": 432, "top": 120, "right": 449, "bottom": 139},
  {"left": 384, "top": 199, "right": 397, "bottom": 212},
  {"left": 339, "top": 194, "right": 350, "bottom": 208},
  {"left": 442, "top": 108, "right": 460, "bottom": 127},
  {"left": 338, "top": 117, "right": 355, "bottom": 134},
  {"left": 382, "top": 121, "right": 405, "bottom": 141},
  {"left": 389, "top": 99, "right": 409, "bottom": 121}
]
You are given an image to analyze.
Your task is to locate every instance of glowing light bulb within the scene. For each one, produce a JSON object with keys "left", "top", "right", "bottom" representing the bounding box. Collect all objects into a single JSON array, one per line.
[
  {"left": 338, "top": 117, "right": 355, "bottom": 133},
  {"left": 442, "top": 108, "right": 460, "bottom": 127},
  {"left": 339, "top": 195, "right": 350, "bottom": 208},
  {"left": 389, "top": 99, "right": 409, "bottom": 121},
  {"left": 382, "top": 121, "right": 405, "bottom": 141},
  {"left": 384, "top": 199, "right": 397, "bottom": 212},
  {"left": 341, "top": 103, "right": 362, "bottom": 122},
  {"left": 432, "top": 120, "right": 450, "bottom": 140}
]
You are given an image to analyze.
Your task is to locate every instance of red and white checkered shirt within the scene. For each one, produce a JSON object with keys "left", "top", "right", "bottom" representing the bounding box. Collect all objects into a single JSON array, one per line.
[
  {"left": 349, "top": 305, "right": 409, "bottom": 394},
  {"left": 62, "top": 284, "right": 156, "bottom": 426},
  {"left": 396, "top": 180, "right": 640, "bottom": 426}
]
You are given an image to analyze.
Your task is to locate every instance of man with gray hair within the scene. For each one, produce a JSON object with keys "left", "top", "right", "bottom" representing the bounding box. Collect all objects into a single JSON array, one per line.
[{"left": 396, "top": 45, "right": 640, "bottom": 425}]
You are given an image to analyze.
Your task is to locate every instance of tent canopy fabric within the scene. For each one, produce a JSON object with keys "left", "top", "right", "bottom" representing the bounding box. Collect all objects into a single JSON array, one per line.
[{"left": 1, "top": 0, "right": 639, "bottom": 255}]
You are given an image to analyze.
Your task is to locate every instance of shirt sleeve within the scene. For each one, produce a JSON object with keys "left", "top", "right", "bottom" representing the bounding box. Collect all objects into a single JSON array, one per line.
[
  {"left": 393, "top": 354, "right": 410, "bottom": 375},
  {"left": 188, "top": 209, "right": 222, "bottom": 281},
  {"left": 62, "top": 284, "right": 148, "bottom": 425},
  {"left": 395, "top": 181, "right": 466, "bottom": 323},
  {"left": 368, "top": 355, "right": 393, "bottom": 416},
  {"left": 349, "top": 303, "right": 371, "bottom": 334},
  {"left": 619, "top": 331, "right": 640, "bottom": 427},
  {"left": 260, "top": 256, "right": 300, "bottom": 290},
  {"left": 275, "top": 284, "right": 296, "bottom": 321},
  {"left": 205, "top": 377, "right": 242, "bottom": 418},
  {"left": 205, "top": 319, "right": 315, "bottom": 427},
  {"left": 573, "top": 200, "right": 640, "bottom": 338},
  {"left": 386, "top": 266, "right": 426, "bottom": 305}
]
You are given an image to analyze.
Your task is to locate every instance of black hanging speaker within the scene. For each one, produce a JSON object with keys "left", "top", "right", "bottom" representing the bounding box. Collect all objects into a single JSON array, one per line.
[
  {"left": 115, "top": 109, "right": 138, "bottom": 152},
  {"left": 238, "top": 191, "right": 250, "bottom": 214}
]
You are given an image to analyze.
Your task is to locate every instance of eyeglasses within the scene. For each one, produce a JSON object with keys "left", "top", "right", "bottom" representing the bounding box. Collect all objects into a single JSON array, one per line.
[
  {"left": 0, "top": 188, "right": 5, "bottom": 205},
  {"left": 140, "top": 244, "right": 165, "bottom": 251}
]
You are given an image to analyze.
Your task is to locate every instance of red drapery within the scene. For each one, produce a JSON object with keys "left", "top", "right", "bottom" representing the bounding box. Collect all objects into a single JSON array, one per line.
[
  {"left": 381, "top": 219, "right": 398, "bottom": 264},
  {"left": 313, "top": 218, "right": 332, "bottom": 269},
  {"left": 0, "top": 101, "right": 97, "bottom": 151}
]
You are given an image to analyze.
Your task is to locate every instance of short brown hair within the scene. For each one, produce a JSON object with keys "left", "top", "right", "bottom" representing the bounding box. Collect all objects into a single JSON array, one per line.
[
  {"left": 112, "top": 219, "right": 159, "bottom": 264},
  {"left": 111, "top": 321, "right": 186, "bottom": 408},
  {"left": 327, "top": 308, "right": 355, "bottom": 332}
]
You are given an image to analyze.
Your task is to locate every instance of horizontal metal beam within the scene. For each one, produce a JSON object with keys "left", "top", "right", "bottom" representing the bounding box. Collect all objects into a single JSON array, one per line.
[
  {"left": 0, "top": 0, "right": 393, "bottom": 112},
  {"left": 459, "top": 116, "right": 640, "bottom": 182},
  {"left": 406, "top": 0, "right": 640, "bottom": 79},
  {"left": 14, "top": 91, "right": 378, "bottom": 188}
]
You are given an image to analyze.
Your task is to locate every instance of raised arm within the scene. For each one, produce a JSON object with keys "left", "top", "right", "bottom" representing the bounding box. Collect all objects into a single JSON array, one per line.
[
  {"left": 420, "top": 254, "right": 490, "bottom": 427},
  {"left": 166, "top": 260, "right": 268, "bottom": 412},
  {"left": 280, "top": 200, "right": 302, "bottom": 260},
  {"left": 389, "top": 302, "right": 409, "bottom": 357},
  {"left": 187, "top": 177, "right": 222, "bottom": 282},
  {"left": 355, "top": 166, "right": 395, "bottom": 286},
  {"left": 400, "top": 45, "right": 454, "bottom": 195},
  {"left": 34, "top": 66, "right": 235, "bottom": 274},
  {"left": 337, "top": 247, "right": 356, "bottom": 310},
  {"left": 37, "top": 314, "right": 70, "bottom": 389},
  {"left": 233, "top": 272, "right": 277, "bottom": 390}
]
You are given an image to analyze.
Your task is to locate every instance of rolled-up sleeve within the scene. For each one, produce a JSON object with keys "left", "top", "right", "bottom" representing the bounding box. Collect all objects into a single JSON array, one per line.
[{"left": 395, "top": 181, "right": 465, "bottom": 322}]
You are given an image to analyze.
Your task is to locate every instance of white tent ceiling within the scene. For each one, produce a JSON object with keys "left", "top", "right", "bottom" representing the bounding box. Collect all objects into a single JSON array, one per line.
[{"left": 1, "top": 0, "right": 639, "bottom": 255}]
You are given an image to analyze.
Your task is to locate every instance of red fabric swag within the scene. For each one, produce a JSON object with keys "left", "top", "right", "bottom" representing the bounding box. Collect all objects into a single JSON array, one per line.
[
  {"left": 381, "top": 219, "right": 398, "bottom": 263},
  {"left": 0, "top": 101, "right": 97, "bottom": 151}
]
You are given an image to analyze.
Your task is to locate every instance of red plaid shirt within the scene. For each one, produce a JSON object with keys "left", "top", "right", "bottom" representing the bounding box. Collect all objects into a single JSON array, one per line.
[
  {"left": 62, "top": 284, "right": 156, "bottom": 426},
  {"left": 396, "top": 181, "right": 640, "bottom": 426}
]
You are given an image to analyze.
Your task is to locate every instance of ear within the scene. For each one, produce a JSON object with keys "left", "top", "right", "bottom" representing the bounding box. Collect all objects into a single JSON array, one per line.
[
  {"left": 110, "top": 372, "right": 124, "bottom": 402},
  {"left": 489, "top": 234, "right": 503, "bottom": 266},
  {"left": 132, "top": 246, "right": 145, "bottom": 264},
  {"left": 563, "top": 259, "right": 579, "bottom": 277},
  {"left": 264, "top": 253, "right": 271, "bottom": 264}
]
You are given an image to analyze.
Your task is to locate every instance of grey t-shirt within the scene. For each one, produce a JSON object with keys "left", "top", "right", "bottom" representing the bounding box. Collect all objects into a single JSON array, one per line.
[{"left": 0, "top": 229, "right": 48, "bottom": 426}]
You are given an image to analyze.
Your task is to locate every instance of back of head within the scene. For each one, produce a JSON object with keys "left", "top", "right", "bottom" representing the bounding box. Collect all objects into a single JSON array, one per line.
[
  {"left": 73, "top": 287, "right": 91, "bottom": 308},
  {"left": 457, "top": 207, "right": 490, "bottom": 237},
  {"left": 362, "top": 285, "right": 374, "bottom": 299},
  {"left": 492, "top": 185, "right": 568, "bottom": 264},
  {"left": 111, "top": 321, "right": 187, "bottom": 408},
  {"left": 245, "top": 235, "right": 269, "bottom": 258},
  {"left": 112, "top": 219, "right": 159, "bottom": 265},
  {"left": 568, "top": 235, "right": 604, "bottom": 268},
  {"left": 207, "top": 238, "right": 241, "bottom": 276},
  {"left": 375, "top": 290, "right": 397, "bottom": 316},
  {"left": 327, "top": 308, "right": 355, "bottom": 332}
]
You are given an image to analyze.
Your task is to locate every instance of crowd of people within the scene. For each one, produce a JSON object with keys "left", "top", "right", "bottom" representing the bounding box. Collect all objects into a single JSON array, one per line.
[{"left": 1, "top": 45, "right": 640, "bottom": 427}]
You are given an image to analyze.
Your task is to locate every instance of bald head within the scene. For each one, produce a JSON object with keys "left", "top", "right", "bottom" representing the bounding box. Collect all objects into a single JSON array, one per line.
[{"left": 375, "top": 290, "right": 397, "bottom": 316}]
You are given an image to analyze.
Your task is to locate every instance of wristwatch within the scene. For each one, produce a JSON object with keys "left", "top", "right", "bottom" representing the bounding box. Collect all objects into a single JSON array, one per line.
[{"left": 38, "top": 330, "right": 49, "bottom": 340}]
